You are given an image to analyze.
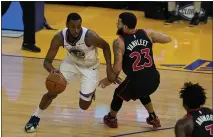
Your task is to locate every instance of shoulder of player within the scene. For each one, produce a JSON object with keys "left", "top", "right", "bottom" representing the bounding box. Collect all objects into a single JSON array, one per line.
[
  {"left": 175, "top": 117, "right": 194, "bottom": 136},
  {"left": 51, "top": 31, "right": 64, "bottom": 47},
  {"left": 141, "top": 29, "right": 156, "bottom": 42},
  {"left": 113, "top": 37, "right": 124, "bottom": 52},
  {"left": 113, "top": 37, "right": 124, "bottom": 45},
  {"left": 85, "top": 29, "right": 99, "bottom": 39},
  {"left": 85, "top": 29, "right": 106, "bottom": 46},
  {"left": 85, "top": 30, "right": 97, "bottom": 43},
  {"left": 175, "top": 117, "right": 194, "bottom": 129},
  {"left": 141, "top": 29, "right": 154, "bottom": 36}
]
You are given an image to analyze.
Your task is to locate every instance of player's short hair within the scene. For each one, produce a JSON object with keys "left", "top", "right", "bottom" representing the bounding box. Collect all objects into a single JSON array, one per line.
[
  {"left": 66, "top": 13, "right": 82, "bottom": 24},
  {"left": 119, "top": 12, "right": 137, "bottom": 29},
  {"left": 180, "top": 82, "right": 207, "bottom": 109}
]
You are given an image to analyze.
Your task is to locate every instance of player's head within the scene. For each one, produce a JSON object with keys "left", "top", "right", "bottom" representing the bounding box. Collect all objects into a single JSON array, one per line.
[
  {"left": 117, "top": 12, "right": 137, "bottom": 35},
  {"left": 66, "top": 13, "right": 82, "bottom": 37},
  {"left": 179, "top": 82, "right": 207, "bottom": 111}
]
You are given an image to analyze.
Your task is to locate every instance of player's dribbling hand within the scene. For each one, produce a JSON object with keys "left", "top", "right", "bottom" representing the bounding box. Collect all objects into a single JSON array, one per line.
[{"left": 50, "top": 69, "right": 61, "bottom": 74}]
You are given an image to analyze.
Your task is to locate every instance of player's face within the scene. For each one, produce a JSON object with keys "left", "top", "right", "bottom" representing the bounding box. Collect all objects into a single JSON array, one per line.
[
  {"left": 116, "top": 18, "right": 124, "bottom": 35},
  {"left": 67, "top": 19, "right": 82, "bottom": 38}
]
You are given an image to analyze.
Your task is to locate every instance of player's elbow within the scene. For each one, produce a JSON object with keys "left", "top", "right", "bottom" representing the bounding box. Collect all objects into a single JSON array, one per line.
[
  {"left": 165, "top": 36, "right": 172, "bottom": 43},
  {"left": 43, "top": 60, "right": 51, "bottom": 68},
  {"left": 153, "top": 36, "right": 172, "bottom": 44},
  {"left": 43, "top": 60, "right": 48, "bottom": 67},
  {"left": 161, "top": 36, "right": 172, "bottom": 44}
]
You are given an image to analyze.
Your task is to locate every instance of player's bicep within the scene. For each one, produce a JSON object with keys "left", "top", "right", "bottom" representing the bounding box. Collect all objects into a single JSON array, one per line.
[
  {"left": 85, "top": 30, "right": 109, "bottom": 49},
  {"left": 146, "top": 29, "right": 172, "bottom": 44},
  {"left": 44, "top": 33, "right": 63, "bottom": 64},
  {"left": 112, "top": 38, "right": 124, "bottom": 74}
]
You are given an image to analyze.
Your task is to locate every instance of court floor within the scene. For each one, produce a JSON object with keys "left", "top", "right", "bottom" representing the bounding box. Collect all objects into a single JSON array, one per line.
[{"left": 1, "top": 3, "right": 212, "bottom": 137}]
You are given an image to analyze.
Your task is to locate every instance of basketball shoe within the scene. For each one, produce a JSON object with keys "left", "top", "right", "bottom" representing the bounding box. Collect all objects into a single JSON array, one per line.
[
  {"left": 103, "top": 113, "right": 118, "bottom": 128},
  {"left": 24, "top": 115, "right": 40, "bottom": 132},
  {"left": 146, "top": 115, "right": 161, "bottom": 128}
]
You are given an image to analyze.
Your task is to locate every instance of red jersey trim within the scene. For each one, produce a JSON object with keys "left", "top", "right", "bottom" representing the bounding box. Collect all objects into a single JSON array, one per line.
[
  {"left": 119, "top": 35, "right": 124, "bottom": 41},
  {"left": 188, "top": 107, "right": 202, "bottom": 112}
]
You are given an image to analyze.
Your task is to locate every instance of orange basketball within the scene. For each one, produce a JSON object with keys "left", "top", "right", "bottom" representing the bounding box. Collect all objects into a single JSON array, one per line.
[{"left": 45, "top": 73, "right": 67, "bottom": 94}]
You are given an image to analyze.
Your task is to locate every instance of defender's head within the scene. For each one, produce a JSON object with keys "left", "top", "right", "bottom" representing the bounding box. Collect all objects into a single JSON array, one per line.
[
  {"left": 117, "top": 12, "right": 137, "bottom": 35},
  {"left": 179, "top": 82, "right": 206, "bottom": 111},
  {"left": 66, "top": 13, "right": 82, "bottom": 37}
]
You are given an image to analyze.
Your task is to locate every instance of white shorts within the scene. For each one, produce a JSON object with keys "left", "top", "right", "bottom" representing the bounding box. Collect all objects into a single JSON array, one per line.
[{"left": 59, "top": 61, "right": 99, "bottom": 101}]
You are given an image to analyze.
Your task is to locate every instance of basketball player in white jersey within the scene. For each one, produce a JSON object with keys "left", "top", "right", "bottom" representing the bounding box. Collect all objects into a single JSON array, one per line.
[{"left": 24, "top": 13, "right": 117, "bottom": 132}]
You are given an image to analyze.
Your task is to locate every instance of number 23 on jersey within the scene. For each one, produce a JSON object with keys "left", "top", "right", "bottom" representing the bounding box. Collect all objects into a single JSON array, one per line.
[{"left": 129, "top": 48, "right": 153, "bottom": 71}]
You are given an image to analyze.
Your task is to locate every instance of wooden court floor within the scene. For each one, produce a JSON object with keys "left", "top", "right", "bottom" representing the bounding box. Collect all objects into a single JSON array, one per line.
[
  {"left": 2, "top": 55, "right": 212, "bottom": 137},
  {"left": 1, "top": 3, "right": 213, "bottom": 137}
]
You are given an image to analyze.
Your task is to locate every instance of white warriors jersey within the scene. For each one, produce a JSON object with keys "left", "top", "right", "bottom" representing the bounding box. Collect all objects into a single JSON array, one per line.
[{"left": 61, "top": 27, "right": 99, "bottom": 67}]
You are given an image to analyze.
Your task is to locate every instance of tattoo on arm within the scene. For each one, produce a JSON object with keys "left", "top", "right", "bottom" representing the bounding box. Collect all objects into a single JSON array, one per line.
[
  {"left": 113, "top": 39, "right": 121, "bottom": 65},
  {"left": 112, "top": 39, "right": 123, "bottom": 75}
]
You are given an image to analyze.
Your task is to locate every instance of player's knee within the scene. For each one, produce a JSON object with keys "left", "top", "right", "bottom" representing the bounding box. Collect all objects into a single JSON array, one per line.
[
  {"left": 79, "top": 104, "right": 90, "bottom": 110},
  {"left": 140, "top": 96, "right": 151, "bottom": 105},
  {"left": 111, "top": 92, "right": 123, "bottom": 111},
  {"left": 79, "top": 91, "right": 95, "bottom": 110}
]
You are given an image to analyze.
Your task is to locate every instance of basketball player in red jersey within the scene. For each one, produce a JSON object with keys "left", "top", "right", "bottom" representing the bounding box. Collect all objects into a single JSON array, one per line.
[
  {"left": 175, "top": 82, "right": 213, "bottom": 137},
  {"left": 99, "top": 12, "right": 172, "bottom": 128},
  {"left": 24, "top": 13, "right": 117, "bottom": 132}
]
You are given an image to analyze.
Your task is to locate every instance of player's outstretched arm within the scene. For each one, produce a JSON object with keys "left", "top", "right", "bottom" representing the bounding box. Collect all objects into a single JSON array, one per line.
[
  {"left": 145, "top": 29, "right": 172, "bottom": 44},
  {"left": 43, "top": 32, "right": 63, "bottom": 73},
  {"left": 112, "top": 37, "right": 124, "bottom": 76},
  {"left": 98, "top": 37, "right": 124, "bottom": 88},
  {"left": 85, "top": 30, "right": 117, "bottom": 82},
  {"left": 175, "top": 117, "right": 193, "bottom": 137}
]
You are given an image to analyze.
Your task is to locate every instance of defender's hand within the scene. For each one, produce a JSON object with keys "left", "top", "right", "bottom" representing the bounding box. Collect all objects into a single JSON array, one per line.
[
  {"left": 98, "top": 78, "right": 112, "bottom": 88},
  {"left": 98, "top": 77, "right": 123, "bottom": 89},
  {"left": 106, "top": 67, "right": 117, "bottom": 83}
]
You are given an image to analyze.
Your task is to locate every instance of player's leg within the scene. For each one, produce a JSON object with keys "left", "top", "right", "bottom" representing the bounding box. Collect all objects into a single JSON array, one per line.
[
  {"left": 165, "top": 2, "right": 180, "bottom": 24},
  {"left": 24, "top": 61, "right": 78, "bottom": 132},
  {"left": 140, "top": 96, "right": 161, "bottom": 128},
  {"left": 103, "top": 92, "right": 124, "bottom": 128},
  {"left": 78, "top": 64, "right": 99, "bottom": 110},
  {"left": 20, "top": 2, "right": 41, "bottom": 52},
  {"left": 189, "top": 2, "right": 201, "bottom": 26},
  {"left": 103, "top": 78, "right": 130, "bottom": 128},
  {"left": 139, "top": 72, "right": 161, "bottom": 128}
]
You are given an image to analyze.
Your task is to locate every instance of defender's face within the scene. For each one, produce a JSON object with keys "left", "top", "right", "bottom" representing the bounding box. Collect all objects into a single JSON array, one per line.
[{"left": 67, "top": 19, "right": 82, "bottom": 37}]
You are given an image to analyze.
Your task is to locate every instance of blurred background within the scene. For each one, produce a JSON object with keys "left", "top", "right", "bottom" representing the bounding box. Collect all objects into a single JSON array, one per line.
[{"left": 2, "top": 1, "right": 212, "bottom": 72}]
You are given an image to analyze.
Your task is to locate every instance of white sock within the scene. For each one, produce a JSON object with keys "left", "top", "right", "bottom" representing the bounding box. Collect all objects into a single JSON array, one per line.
[{"left": 32, "top": 107, "right": 43, "bottom": 117}]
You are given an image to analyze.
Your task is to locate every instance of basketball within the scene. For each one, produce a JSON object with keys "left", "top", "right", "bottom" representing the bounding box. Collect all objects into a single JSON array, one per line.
[{"left": 45, "top": 73, "right": 67, "bottom": 94}]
